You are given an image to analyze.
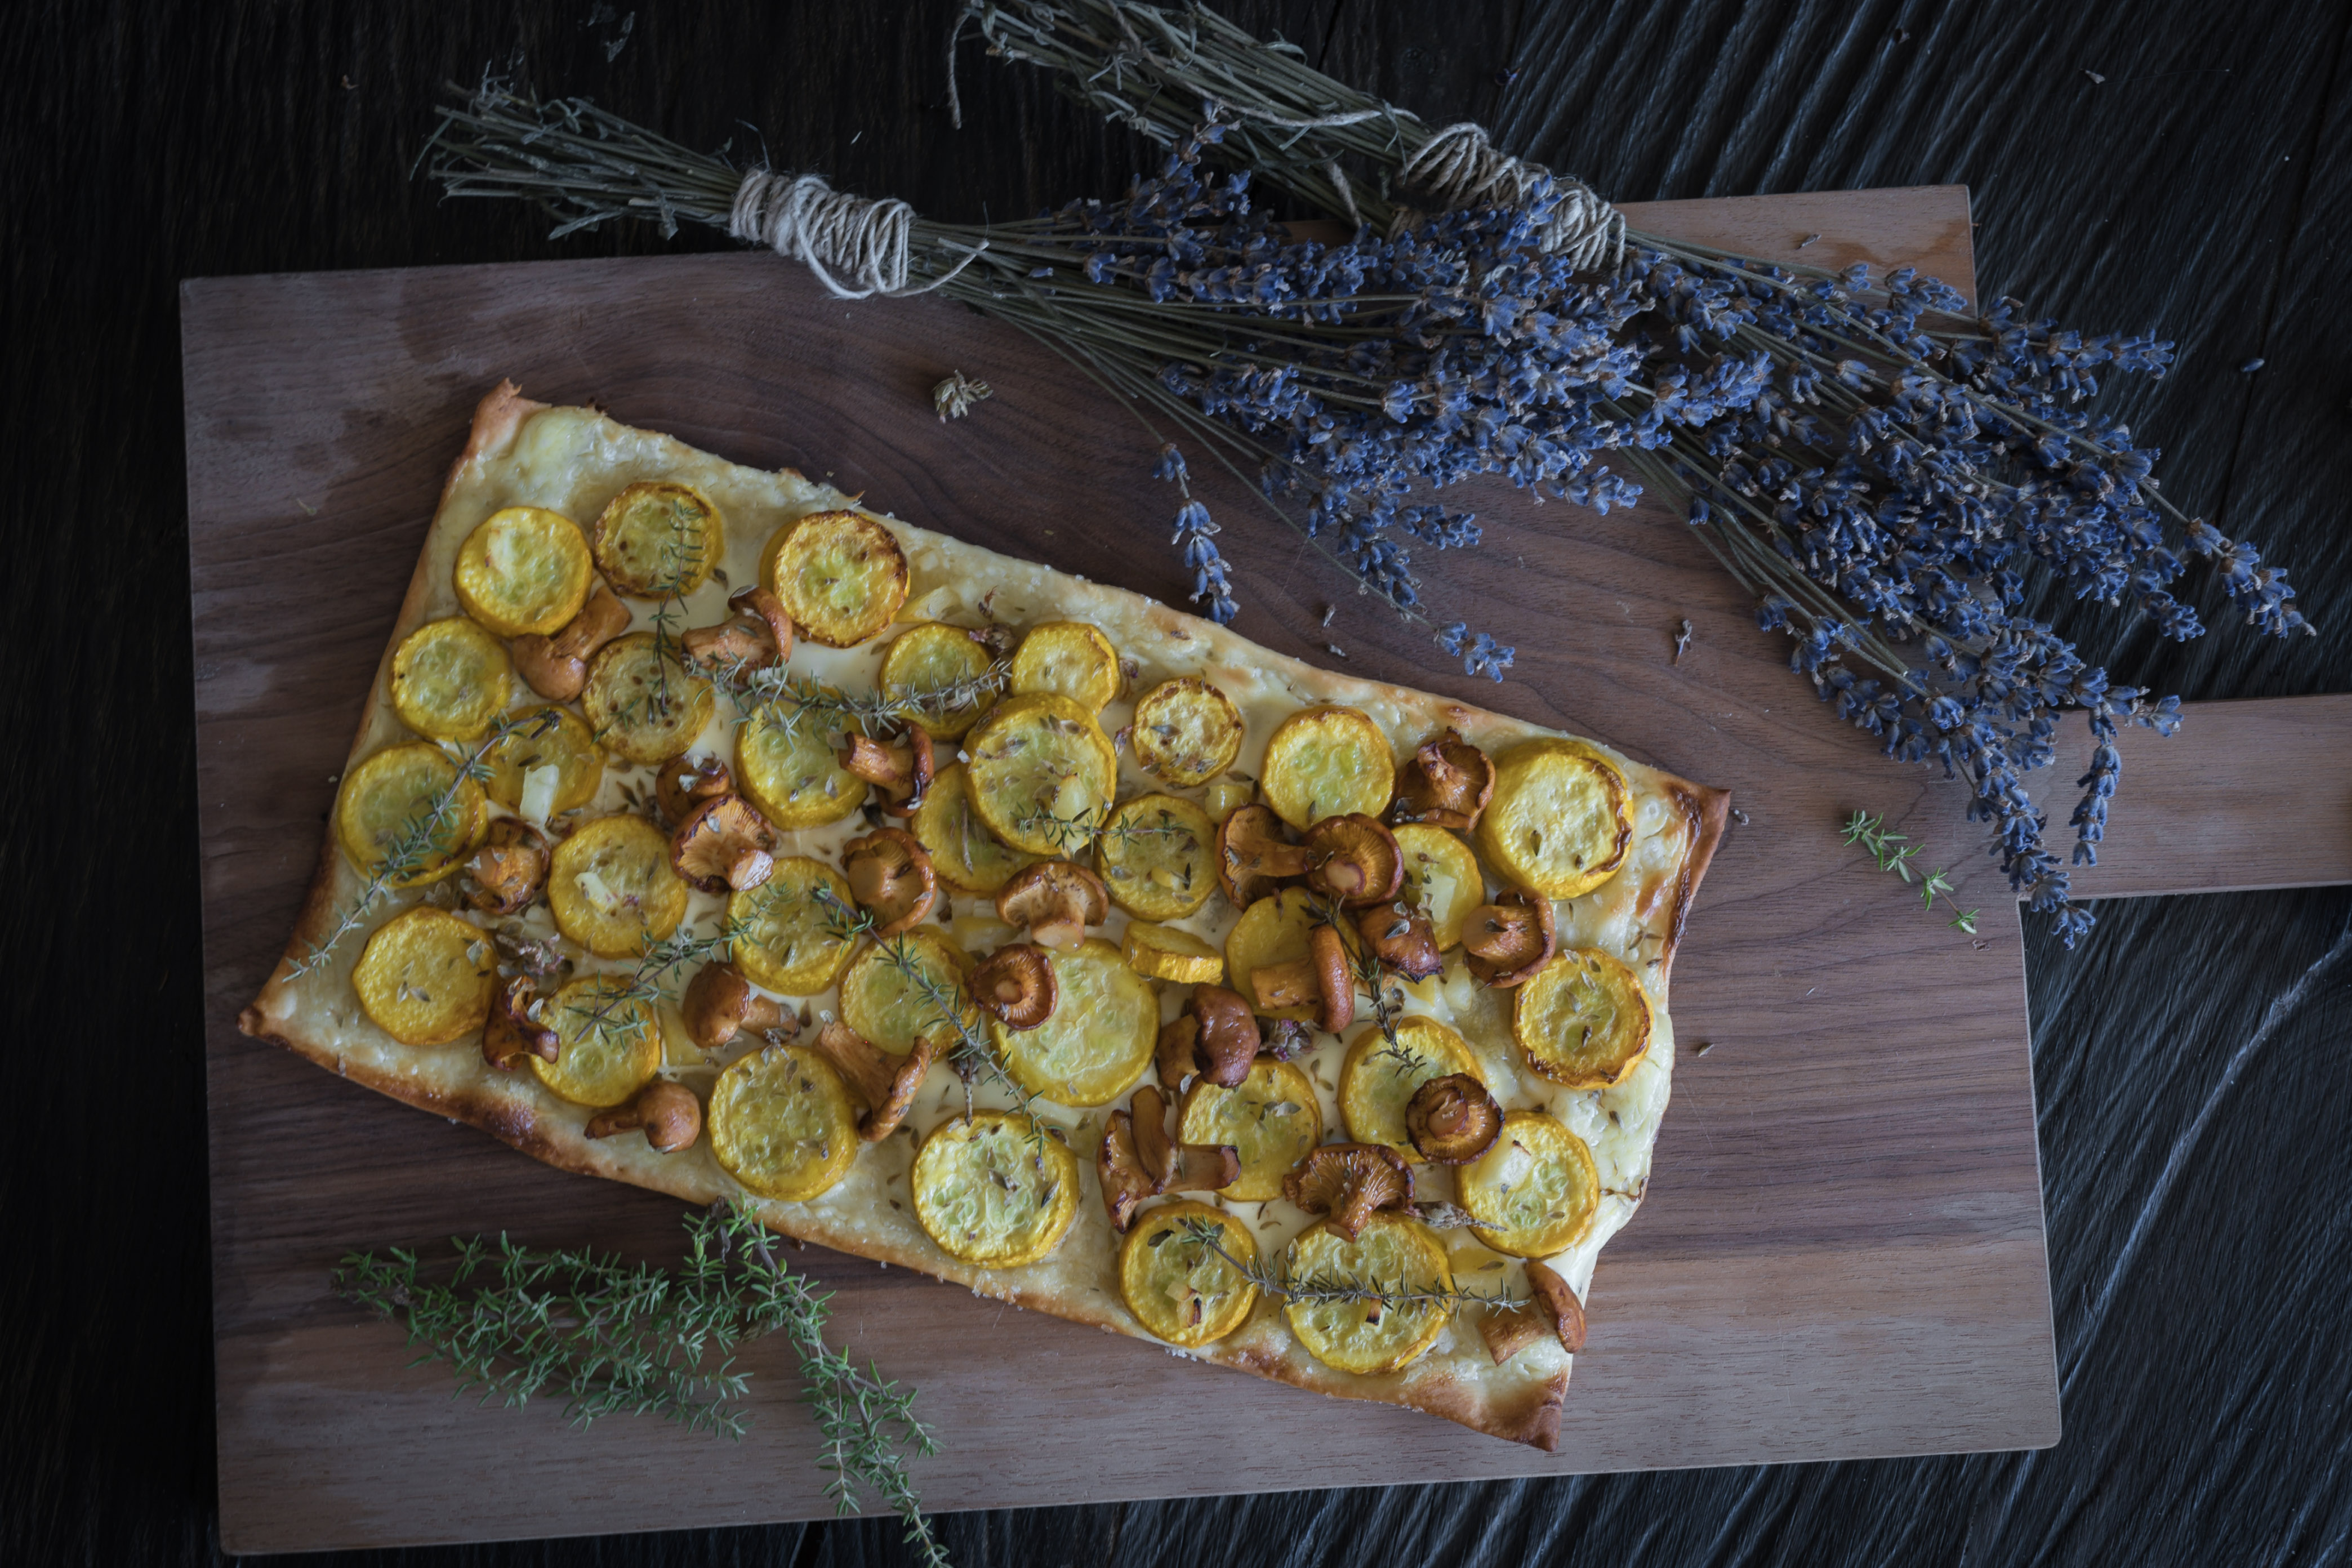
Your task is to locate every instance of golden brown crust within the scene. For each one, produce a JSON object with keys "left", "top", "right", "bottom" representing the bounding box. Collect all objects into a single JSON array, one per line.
[{"left": 239, "top": 385, "right": 1725, "bottom": 1450}]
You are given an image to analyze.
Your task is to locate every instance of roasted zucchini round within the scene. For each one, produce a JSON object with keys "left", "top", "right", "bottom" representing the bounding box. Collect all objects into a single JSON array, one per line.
[
  {"left": 478, "top": 705, "right": 604, "bottom": 817},
  {"left": 1260, "top": 706, "right": 1394, "bottom": 828},
  {"left": 964, "top": 693, "right": 1118, "bottom": 856},
  {"left": 590, "top": 481, "right": 723, "bottom": 598},
  {"left": 1477, "top": 737, "right": 1634, "bottom": 899},
  {"left": 533, "top": 975, "right": 663, "bottom": 1108},
  {"left": 908, "top": 763, "right": 1037, "bottom": 894},
  {"left": 707, "top": 1043, "right": 861, "bottom": 1201},
  {"left": 838, "top": 927, "right": 972, "bottom": 1058},
  {"left": 1177, "top": 1057, "right": 1321, "bottom": 1201},
  {"left": 729, "top": 857, "right": 859, "bottom": 995},
  {"left": 546, "top": 813, "right": 689, "bottom": 957},
  {"left": 390, "top": 617, "right": 513, "bottom": 742},
  {"left": 735, "top": 706, "right": 868, "bottom": 829},
  {"left": 1096, "top": 794, "right": 1217, "bottom": 921},
  {"left": 991, "top": 938, "right": 1158, "bottom": 1107},
  {"left": 1282, "top": 1213, "right": 1452, "bottom": 1375},
  {"left": 764, "top": 510, "right": 909, "bottom": 647},
  {"left": 1119, "top": 1200, "right": 1260, "bottom": 1347},
  {"left": 1337, "top": 1015, "right": 1484, "bottom": 1162},
  {"left": 1513, "top": 947, "right": 1651, "bottom": 1089},
  {"left": 580, "top": 633, "right": 715, "bottom": 765},
  {"left": 879, "top": 622, "right": 1001, "bottom": 739},
  {"left": 1392, "top": 824, "right": 1484, "bottom": 950},
  {"left": 333, "top": 741, "right": 488, "bottom": 888},
  {"left": 1129, "top": 676, "right": 1244, "bottom": 786},
  {"left": 1009, "top": 620, "right": 1122, "bottom": 711},
  {"left": 351, "top": 907, "right": 496, "bottom": 1045},
  {"left": 453, "top": 505, "right": 594, "bottom": 636},
  {"left": 1455, "top": 1110, "right": 1600, "bottom": 1258},
  {"left": 911, "top": 1112, "right": 1081, "bottom": 1268}
]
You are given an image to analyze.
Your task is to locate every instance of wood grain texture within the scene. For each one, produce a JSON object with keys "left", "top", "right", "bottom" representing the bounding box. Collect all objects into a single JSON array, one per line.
[{"left": 187, "top": 187, "right": 2083, "bottom": 1554}]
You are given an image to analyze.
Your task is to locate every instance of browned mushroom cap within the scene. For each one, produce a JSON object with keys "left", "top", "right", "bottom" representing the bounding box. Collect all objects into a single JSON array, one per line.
[
  {"left": 1389, "top": 728, "right": 1496, "bottom": 830},
  {"left": 1480, "top": 1258, "right": 1587, "bottom": 1362},
  {"left": 584, "top": 1080, "right": 703, "bottom": 1153},
  {"left": 482, "top": 974, "right": 559, "bottom": 1071},
  {"left": 1463, "top": 887, "right": 1557, "bottom": 988},
  {"left": 1097, "top": 1108, "right": 1155, "bottom": 1232},
  {"left": 1304, "top": 814, "right": 1404, "bottom": 906},
  {"left": 1248, "top": 921, "right": 1355, "bottom": 1035},
  {"left": 513, "top": 587, "right": 632, "bottom": 702},
  {"left": 1155, "top": 985, "right": 1259, "bottom": 1091},
  {"left": 809, "top": 1020, "right": 938, "bottom": 1141},
  {"left": 1405, "top": 1074, "right": 1504, "bottom": 1163},
  {"left": 1215, "top": 803, "right": 1311, "bottom": 908},
  {"left": 670, "top": 795, "right": 779, "bottom": 894},
  {"left": 465, "top": 818, "right": 550, "bottom": 916},
  {"left": 1355, "top": 900, "right": 1444, "bottom": 981},
  {"left": 681, "top": 586, "right": 794, "bottom": 670},
  {"left": 970, "top": 942, "right": 1057, "bottom": 1030},
  {"left": 995, "top": 860, "right": 1110, "bottom": 951},
  {"left": 1128, "top": 1084, "right": 1241, "bottom": 1195},
  {"left": 654, "top": 753, "right": 733, "bottom": 826},
  {"left": 841, "top": 827, "right": 938, "bottom": 937},
  {"left": 681, "top": 963, "right": 794, "bottom": 1051},
  {"left": 840, "top": 725, "right": 936, "bottom": 816},
  {"left": 1282, "top": 1142, "right": 1416, "bottom": 1242}
]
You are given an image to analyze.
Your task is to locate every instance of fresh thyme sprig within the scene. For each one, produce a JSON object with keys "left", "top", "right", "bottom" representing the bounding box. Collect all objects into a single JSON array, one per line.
[
  {"left": 571, "top": 916, "right": 746, "bottom": 1041},
  {"left": 1170, "top": 1215, "right": 1525, "bottom": 1312},
  {"left": 1841, "top": 810, "right": 1980, "bottom": 933},
  {"left": 1011, "top": 802, "right": 1200, "bottom": 854},
  {"left": 336, "top": 1202, "right": 948, "bottom": 1565},
  {"left": 289, "top": 709, "right": 560, "bottom": 978},
  {"left": 1306, "top": 891, "right": 1405, "bottom": 1050},
  {"left": 709, "top": 660, "right": 1010, "bottom": 742}
]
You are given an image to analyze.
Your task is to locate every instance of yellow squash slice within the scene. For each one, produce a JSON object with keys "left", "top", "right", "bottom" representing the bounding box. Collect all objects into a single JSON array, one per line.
[
  {"left": 1393, "top": 824, "right": 1484, "bottom": 950},
  {"left": 729, "top": 857, "right": 858, "bottom": 996},
  {"left": 707, "top": 1044, "right": 861, "bottom": 1201},
  {"left": 1223, "top": 888, "right": 1322, "bottom": 1024},
  {"left": 839, "top": 927, "right": 972, "bottom": 1058},
  {"left": 351, "top": 908, "right": 496, "bottom": 1045},
  {"left": 333, "top": 741, "right": 488, "bottom": 887},
  {"left": 912, "top": 1112, "right": 1081, "bottom": 1268},
  {"left": 534, "top": 975, "right": 663, "bottom": 1108},
  {"left": 909, "top": 763, "right": 1037, "bottom": 893},
  {"left": 1456, "top": 1110, "right": 1601, "bottom": 1258},
  {"left": 736, "top": 707, "right": 868, "bottom": 829},
  {"left": 1119, "top": 1200, "right": 1260, "bottom": 1348},
  {"left": 1260, "top": 706, "right": 1394, "bottom": 828},
  {"left": 1178, "top": 1058, "right": 1321, "bottom": 1201},
  {"left": 1130, "top": 676, "right": 1244, "bottom": 786},
  {"left": 1009, "top": 621, "right": 1122, "bottom": 711},
  {"left": 1121, "top": 921, "right": 1223, "bottom": 985},
  {"left": 580, "top": 634, "right": 716, "bottom": 766},
  {"left": 764, "top": 509, "right": 909, "bottom": 647},
  {"left": 590, "top": 481, "right": 722, "bottom": 598},
  {"left": 991, "top": 938, "right": 1158, "bottom": 1107},
  {"left": 453, "top": 505, "right": 594, "bottom": 636},
  {"left": 389, "top": 617, "right": 513, "bottom": 742},
  {"left": 879, "top": 622, "right": 1001, "bottom": 739},
  {"left": 1283, "top": 1213, "right": 1453, "bottom": 1375},
  {"left": 1477, "top": 737, "right": 1634, "bottom": 899},
  {"left": 1338, "top": 1015, "right": 1485, "bottom": 1161},
  {"left": 546, "top": 814, "right": 689, "bottom": 957},
  {"left": 1513, "top": 947, "right": 1652, "bottom": 1089},
  {"left": 479, "top": 705, "right": 604, "bottom": 816},
  {"left": 1095, "top": 794, "right": 1217, "bottom": 920},
  {"left": 964, "top": 693, "right": 1118, "bottom": 856}
]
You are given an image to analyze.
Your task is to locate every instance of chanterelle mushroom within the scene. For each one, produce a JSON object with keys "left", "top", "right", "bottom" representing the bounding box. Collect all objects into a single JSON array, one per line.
[
  {"left": 1480, "top": 1258, "right": 1587, "bottom": 1363},
  {"left": 513, "top": 587, "right": 631, "bottom": 703},
  {"left": 970, "top": 942, "right": 1057, "bottom": 1030},
  {"left": 464, "top": 818, "right": 550, "bottom": 916},
  {"left": 1390, "top": 728, "right": 1496, "bottom": 831},
  {"left": 1405, "top": 1073, "right": 1504, "bottom": 1163},
  {"left": 585, "top": 1080, "right": 703, "bottom": 1153},
  {"left": 840, "top": 724, "right": 935, "bottom": 816},
  {"left": 1356, "top": 899, "right": 1444, "bottom": 981},
  {"left": 1463, "top": 887, "right": 1557, "bottom": 988},
  {"left": 841, "top": 826, "right": 938, "bottom": 937},
  {"left": 681, "top": 586, "right": 792, "bottom": 670},
  {"left": 1248, "top": 921, "right": 1355, "bottom": 1035},
  {"left": 681, "top": 963, "right": 796, "bottom": 1051},
  {"left": 1215, "top": 803, "right": 1311, "bottom": 908},
  {"left": 808, "top": 1020, "right": 938, "bottom": 1141},
  {"left": 1304, "top": 814, "right": 1404, "bottom": 906},
  {"left": 1283, "top": 1142, "right": 1415, "bottom": 1242},
  {"left": 655, "top": 753, "right": 732, "bottom": 826},
  {"left": 1097, "top": 1085, "right": 1241, "bottom": 1230},
  {"left": 995, "top": 860, "right": 1109, "bottom": 951},
  {"left": 670, "top": 794, "right": 778, "bottom": 893},
  {"left": 1155, "top": 984, "right": 1260, "bottom": 1090},
  {"left": 481, "top": 975, "right": 559, "bottom": 1071}
]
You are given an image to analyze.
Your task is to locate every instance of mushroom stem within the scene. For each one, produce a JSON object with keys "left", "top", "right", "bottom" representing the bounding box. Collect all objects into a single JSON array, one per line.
[
  {"left": 584, "top": 1080, "right": 703, "bottom": 1153},
  {"left": 482, "top": 975, "right": 559, "bottom": 1071},
  {"left": 840, "top": 727, "right": 934, "bottom": 814},
  {"left": 514, "top": 588, "right": 631, "bottom": 702},
  {"left": 808, "top": 1021, "right": 937, "bottom": 1140},
  {"left": 1481, "top": 1259, "right": 1587, "bottom": 1362},
  {"left": 681, "top": 964, "right": 792, "bottom": 1051},
  {"left": 1250, "top": 959, "right": 1321, "bottom": 1010},
  {"left": 1248, "top": 923, "right": 1353, "bottom": 1034}
]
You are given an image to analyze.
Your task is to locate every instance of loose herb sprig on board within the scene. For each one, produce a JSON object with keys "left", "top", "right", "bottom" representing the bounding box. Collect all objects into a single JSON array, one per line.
[
  {"left": 336, "top": 1202, "right": 948, "bottom": 1565},
  {"left": 1842, "top": 810, "right": 1980, "bottom": 933},
  {"left": 289, "top": 709, "right": 560, "bottom": 977},
  {"left": 1171, "top": 1215, "right": 1525, "bottom": 1312}
]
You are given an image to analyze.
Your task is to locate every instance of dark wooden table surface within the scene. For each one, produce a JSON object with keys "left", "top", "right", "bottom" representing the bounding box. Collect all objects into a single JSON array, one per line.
[{"left": 6, "top": 2, "right": 2350, "bottom": 1565}]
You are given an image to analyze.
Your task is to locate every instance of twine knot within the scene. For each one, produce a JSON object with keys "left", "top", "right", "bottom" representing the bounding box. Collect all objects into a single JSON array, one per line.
[
  {"left": 729, "top": 170, "right": 981, "bottom": 299},
  {"left": 1396, "top": 123, "right": 1624, "bottom": 271}
]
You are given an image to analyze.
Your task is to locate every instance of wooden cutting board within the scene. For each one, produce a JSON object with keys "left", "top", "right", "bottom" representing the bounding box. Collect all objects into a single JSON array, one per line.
[{"left": 184, "top": 184, "right": 2352, "bottom": 1553}]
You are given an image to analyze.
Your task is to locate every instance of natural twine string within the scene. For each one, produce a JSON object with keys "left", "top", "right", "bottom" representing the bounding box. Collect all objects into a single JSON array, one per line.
[
  {"left": 1395, "top": 122, "right": 1625, "bottom": 271},
  {"left": 728, "top": 170, "right": 984, "bottom": 299}
]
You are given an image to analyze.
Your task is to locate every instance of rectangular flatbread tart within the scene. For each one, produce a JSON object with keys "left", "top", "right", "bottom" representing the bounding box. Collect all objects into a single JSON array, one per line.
[{"left": 242, "top": 383, "right": 1729, "bottom": 1451}]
